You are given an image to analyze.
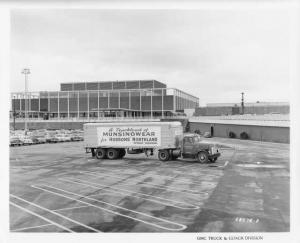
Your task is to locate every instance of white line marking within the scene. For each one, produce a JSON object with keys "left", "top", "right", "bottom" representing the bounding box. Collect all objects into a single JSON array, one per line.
[
  {"left": 32, "top": 184, "right": 187, "bottom": 231},
  {"left": 218, "top": 161, "right": 229, "bottom": 168},
  {"left": 10, "top": 194, "right": 101, "bottom": 233},
  {"left": 81, "top": 171, "right": 202, "bottom": 195},
  {"left": 53, "top": 205, "right": 91, "bottom": 212},
  {"left": 90, "top": 167, "right": 219, "bottom": 186},
  {"left": 11, "top": 223, "right": 53, "bottom": 232},
  {"left": 60, "top": 178, "right": 200, "bottom": 210},
  {"left": 9, "top": 201, "right": 73, "bottom": 232}
]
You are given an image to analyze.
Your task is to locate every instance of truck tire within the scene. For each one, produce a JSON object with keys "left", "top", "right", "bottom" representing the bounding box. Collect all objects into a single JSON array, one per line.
[
  {"left": 95, "top": 148, "right": 106, "bottom": 159},
  {"left": 107, "top": 148, "right": 119, "bottom": 160},
  {"left": 158, "top": 150, "right": 170, "bottom": 162},
  {"left": 197, "top": 151, "right": 209, "bottom": 163}
]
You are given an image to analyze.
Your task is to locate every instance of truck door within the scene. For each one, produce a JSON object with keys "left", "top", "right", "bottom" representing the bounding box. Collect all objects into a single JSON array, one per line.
[{"left": 183, "top": 137, "right": 194, "bottom": 155}]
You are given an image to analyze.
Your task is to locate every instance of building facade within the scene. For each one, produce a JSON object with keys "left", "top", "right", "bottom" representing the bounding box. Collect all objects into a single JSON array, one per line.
[
  {"left": 194, "top": 102, "right": 289, "bottom": 116},
  {"left": 11, "top": 80, "right": 199, "bottom": 119}
]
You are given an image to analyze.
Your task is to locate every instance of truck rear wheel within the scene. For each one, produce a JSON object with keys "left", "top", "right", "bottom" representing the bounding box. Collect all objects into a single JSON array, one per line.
[
  {"left": 197, "top": 151, "right": 209, "bottom": 163},
  {"left": 158, "top": 150, "right": 170, "bottom": 162},
  {"left": 95, "top": 148, "right": 106, "bottom": 159},
  {"left": 107, "top": 148, "right": 119, "bottom": 160}
]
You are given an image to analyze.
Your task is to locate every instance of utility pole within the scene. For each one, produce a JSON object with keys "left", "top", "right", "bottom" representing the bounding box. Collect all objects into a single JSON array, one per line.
[
  {"left": 241, "top": 92, "right": 245, "bottom": 115},
  {"left": 22, "top": 68, "right": 30, "bottom": 133}
]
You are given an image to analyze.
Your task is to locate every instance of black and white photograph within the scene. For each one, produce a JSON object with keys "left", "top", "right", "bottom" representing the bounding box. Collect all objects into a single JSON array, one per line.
[{"left": 1, "top": 0, "right": 300, "bottom": 242}]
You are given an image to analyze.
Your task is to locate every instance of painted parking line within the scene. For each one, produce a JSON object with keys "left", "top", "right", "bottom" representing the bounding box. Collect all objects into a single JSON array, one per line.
[
  {"left": 9, "top": 201, "right": 73, "bottom": 232},
  {"left": 11, "top": 223, "right": 53, "bottom": 232},
  {"left": 53, "top": 205, "right": 91, "bottom": 212},
  {"left": 10, "top": 194, "right": 101, "bottom": 233},
  {"left": 60, "top": 177, "right": 200, "bottom": 210},
  {"left": 220, "top": 161, "right": 229, "bottom": 168},
  {"left": 81, "top": 171, "right": 202, "bottom": 195},
  {"left": 86, "top": 167, "right": 220, "bottom": 186},
  {"left": 32, "top": 184, "right": 187, "bottom": 231}
]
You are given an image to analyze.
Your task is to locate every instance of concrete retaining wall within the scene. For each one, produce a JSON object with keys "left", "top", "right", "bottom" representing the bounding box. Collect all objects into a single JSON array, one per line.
[{"left": 189, "top": 122, "right": 289, "bottom": 143}]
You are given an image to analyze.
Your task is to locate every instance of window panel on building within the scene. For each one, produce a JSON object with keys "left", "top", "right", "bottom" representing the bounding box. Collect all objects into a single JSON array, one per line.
[
  {"left": 126, "top": 81, "right": 139, "bottom": 89},
  {"left": 11, "top": 99, "right": 20, "bottom": 111},
  {"left": 99, "top": 97, "right": 108, "bottom": 109},
  {"left": 140, "top": 80, "right": 154, "bottom": 89},
  {"left": 69, "top": 92, "right": 78, "bottom": 112},
  {"left": 141, "top": 96, "right": 151, "bottom": 111},
  {"left": 50, "top": 99, "right": 58, "bottom": 112},
  {"left": 79, "top": 92, "right": 88, "bottom": 112},
  {"left": 40, "top": 98, "right": 48, "bottom": 112},
  {"left": 74, "top": 83, "right": 86, "bottom": 91},
  {"left": 109, "top": 91, "right": 119, "bottom": 109},
  {"left": 113, "top": 82, "right": 126, "bottom": 90},
  {"left": 163, "top": 96, "right": 174, "bottom": 111},
  {"left": 99, "top": 82, "right": 113, "bottom": 90},
  {"left": 30, "top": 99, "right": 39, "bottom": 111},
  {"left": 60, "top": 83, "right": 73, "bottom": 91},
  {"left": 130, "top": 96, "right": 140, "bottom": 110},
  {"left": 89, "top": 92, "right": 98, "bottom": 111},
  {"left": 86, "top": 82, "right": 99, "bottom": 90},
  {"left": 152, "top": 96, "right": 163, "bottom": 111}
]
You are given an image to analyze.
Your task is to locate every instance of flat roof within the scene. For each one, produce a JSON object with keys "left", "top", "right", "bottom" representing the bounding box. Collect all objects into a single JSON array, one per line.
[{"left": 189, "top": 117, "right": 289, "bottom": 127}]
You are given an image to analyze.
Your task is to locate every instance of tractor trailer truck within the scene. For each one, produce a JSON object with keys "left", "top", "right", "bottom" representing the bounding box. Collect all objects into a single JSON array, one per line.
[{"left": 84, "top": 121, "right": 220, "bottom": 163}]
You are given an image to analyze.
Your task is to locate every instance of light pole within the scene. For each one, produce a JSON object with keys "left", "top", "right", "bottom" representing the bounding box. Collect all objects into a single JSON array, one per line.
[{"left": 22, "top": 68, "right": 30, "bottom": 133}]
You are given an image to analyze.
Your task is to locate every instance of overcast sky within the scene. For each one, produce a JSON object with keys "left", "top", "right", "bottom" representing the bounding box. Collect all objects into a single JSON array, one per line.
[{"left": 10, "top": 9, "right": 290, "bottom": 106}]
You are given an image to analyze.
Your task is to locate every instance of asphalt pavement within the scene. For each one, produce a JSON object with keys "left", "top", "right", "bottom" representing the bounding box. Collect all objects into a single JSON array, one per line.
[{"left": 9, "top": 138, "right": 289, "bottom": 232}]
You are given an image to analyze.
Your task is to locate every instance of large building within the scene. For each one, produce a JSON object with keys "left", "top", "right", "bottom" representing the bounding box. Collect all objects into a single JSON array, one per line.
[
  {"left": 11, "top": 80, "right": 199, "bottom": 119},
  {"left": 194, "top": 102, "right": 289, "bottom": 116}
]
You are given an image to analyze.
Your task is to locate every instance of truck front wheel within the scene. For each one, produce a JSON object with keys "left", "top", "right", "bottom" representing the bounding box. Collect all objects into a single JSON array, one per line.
[
  {"left": 197, "top": 151, "right": 209, "bottom": 163},
  {"left": 95, "top": 148, "right": 106, "bottom": 159},
  {"left": 158, "top": 150, "right": 170, "bottom": 162},
  {"left": 107, "top": 148, "right": 119, "bottom": 160}
]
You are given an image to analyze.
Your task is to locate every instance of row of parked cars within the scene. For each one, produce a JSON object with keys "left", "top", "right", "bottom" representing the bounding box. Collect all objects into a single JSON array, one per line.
[{"left": 10, "top": 129, "right": 84, "bottom": 147}]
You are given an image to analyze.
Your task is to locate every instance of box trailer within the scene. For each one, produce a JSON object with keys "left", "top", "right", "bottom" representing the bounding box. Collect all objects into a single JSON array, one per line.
[{"left": 84, "top": 121, "right": 220, "bottom": 163}]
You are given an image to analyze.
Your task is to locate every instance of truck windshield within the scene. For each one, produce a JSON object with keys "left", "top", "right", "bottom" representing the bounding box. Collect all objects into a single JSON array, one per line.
[{"left": 193, "top": 136, "right": 201, "bottom": 143}]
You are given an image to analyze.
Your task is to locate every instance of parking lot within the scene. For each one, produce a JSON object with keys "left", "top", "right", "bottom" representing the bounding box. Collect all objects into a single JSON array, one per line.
[{"left": 9, "top": 138, "right": 289, "bottom": 232}]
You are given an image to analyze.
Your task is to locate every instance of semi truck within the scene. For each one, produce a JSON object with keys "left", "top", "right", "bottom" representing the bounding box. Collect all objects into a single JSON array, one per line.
[{"left": 84, "top": 121, "right": 220, "bottom": 163}]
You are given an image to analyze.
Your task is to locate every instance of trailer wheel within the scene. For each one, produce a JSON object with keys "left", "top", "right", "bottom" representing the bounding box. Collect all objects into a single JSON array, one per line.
[
  {"left": 197, "top": 151, "right": 209, "bottom": 163},
  {"left": 158, "top": 150, "right": 170, "bottom": 162},
  {"left": 107, "top": 148, "right": 119, "bottom": 160},
  {"left": 95, "top": 148, "right": 106, "bottom": 159}
]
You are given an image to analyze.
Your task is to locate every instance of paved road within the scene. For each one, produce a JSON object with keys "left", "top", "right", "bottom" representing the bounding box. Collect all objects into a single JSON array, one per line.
[{"left": 9, "top": 138, "right": 289, "bottom": 232}]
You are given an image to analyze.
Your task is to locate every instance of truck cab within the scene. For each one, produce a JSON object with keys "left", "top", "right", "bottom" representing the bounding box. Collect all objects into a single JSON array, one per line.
[
  {"left": 181, "top": 133, "right": 220, "bottom": 163},
  {"left": 158, "top": 133, "right": 221, "bottom": 163}
]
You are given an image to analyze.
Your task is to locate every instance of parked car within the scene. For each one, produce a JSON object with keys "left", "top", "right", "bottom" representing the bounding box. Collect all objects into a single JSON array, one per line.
[
  {"left": 30, "top": 137, "right": 40, "bottom": 144},
  {"left": 71, "top": 134, "right": 83, "bottom": 141},
  {"left": 10, "top": 138, "right": 23, "bottom": 146},
  {"left": 31, "top": 136, "right": 47, "bottom": 144},
  {"left": 45, "top": 135, "right": 59, "bottom": 143},
  {"left": 36, "top": 137, "right": 47, "bottom": 143},
  {"left": 22, "top": 138, "right": 34, "bottom": 145},
  {"left": 55, "top": 134, "right": 70, "bottom": 142}
]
